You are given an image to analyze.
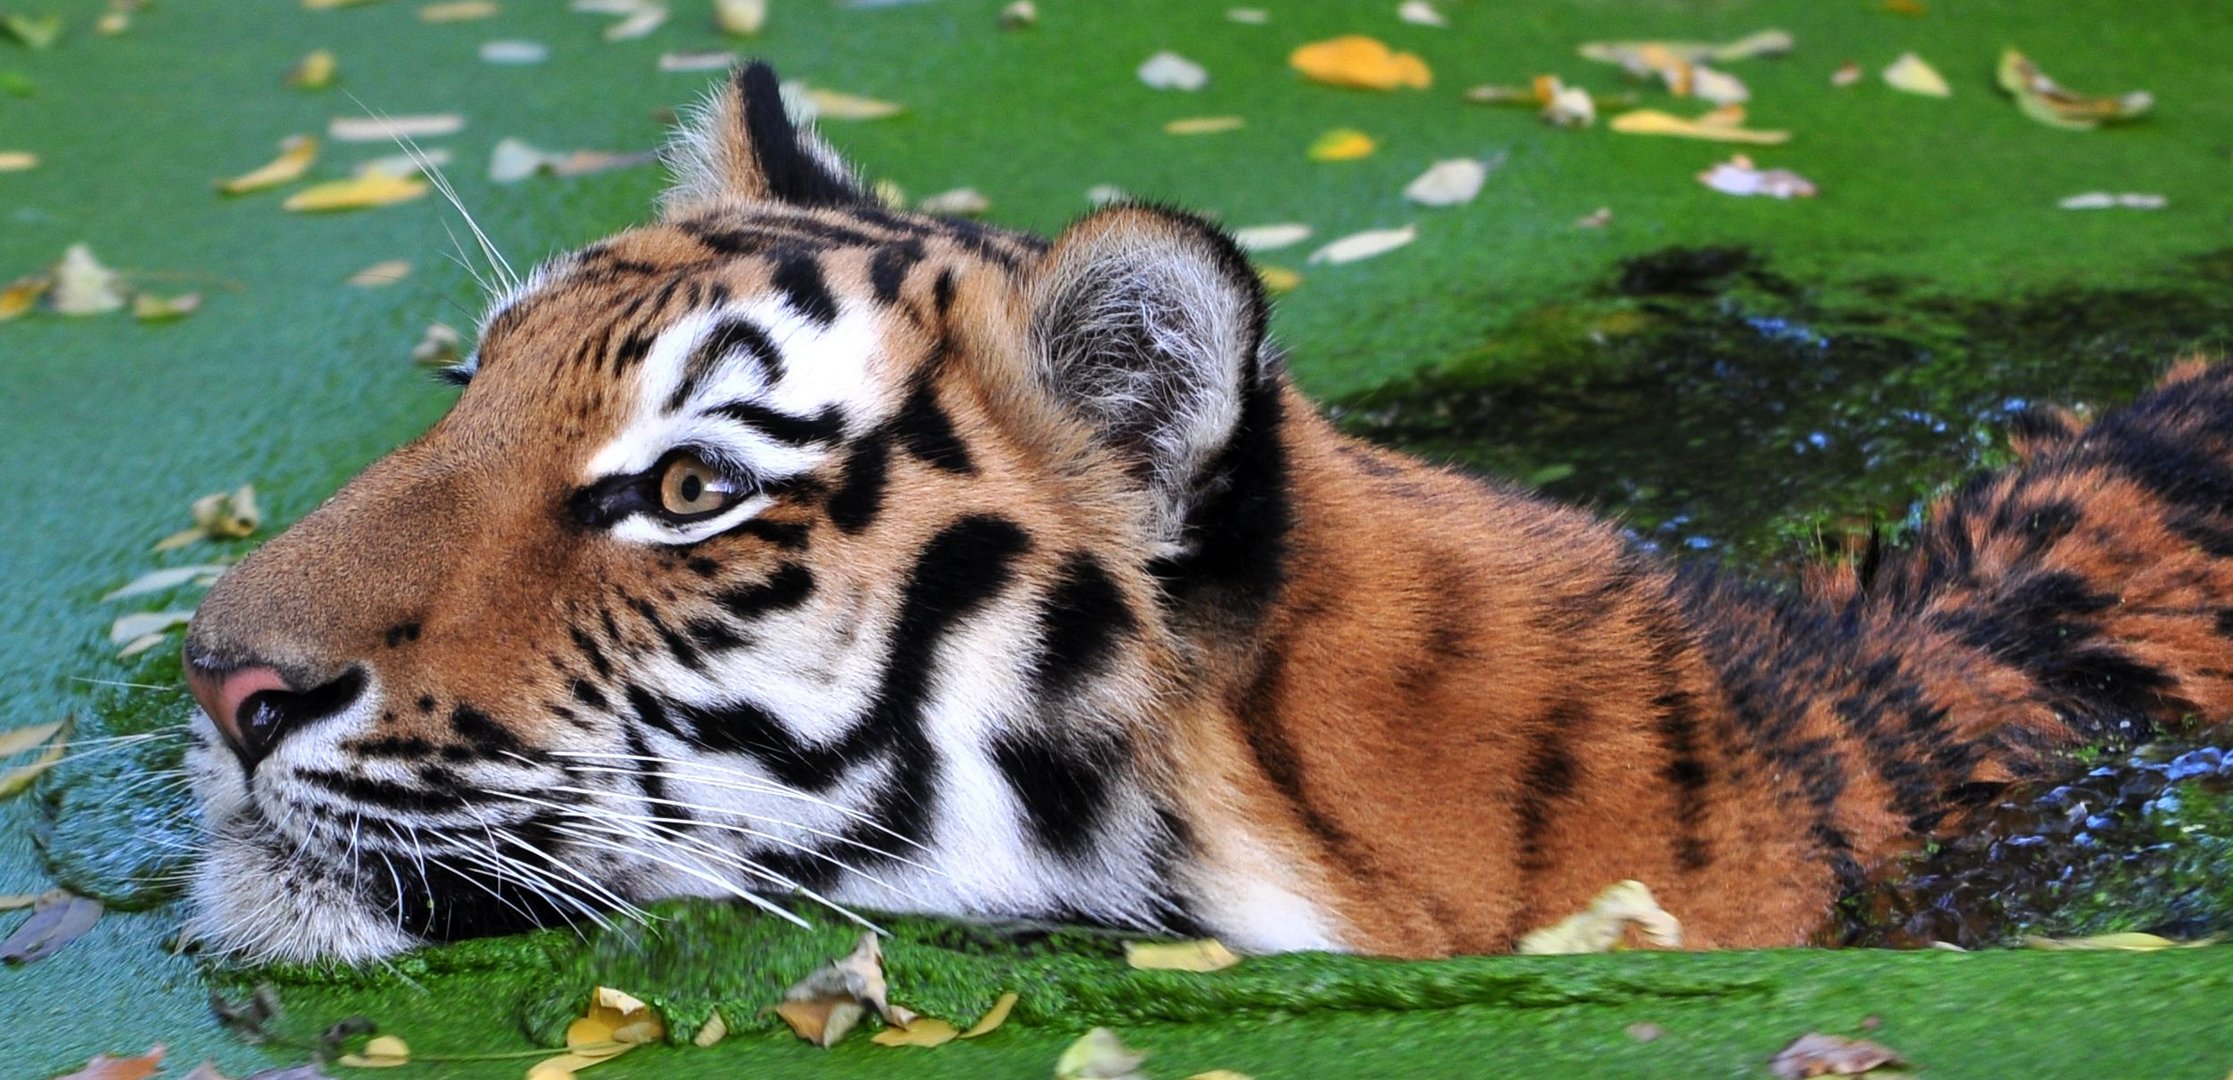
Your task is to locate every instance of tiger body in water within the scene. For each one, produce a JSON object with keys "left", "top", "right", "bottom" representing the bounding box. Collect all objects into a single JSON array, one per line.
[{"left": 179, "top": 64, "right": 2233, "bottom": 962}]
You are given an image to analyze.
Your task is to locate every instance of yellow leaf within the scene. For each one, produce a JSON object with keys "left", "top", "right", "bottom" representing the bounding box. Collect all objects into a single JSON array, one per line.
[
  {"left": 221, "top": 136, "right": 320, "bottom": 195},
  {"left": 1996, "top": 48, "right": 2151, "bottom": 130},
  {"left": 1126, "top": 939, "right": 1241, "bottom": 972},
  {"left": 0, "top": 276, "right": 48, "bottom": 320},
  {"left": 1056, "top": 1028, "right": 1146, "bottom": 1080},
  {"left": 775, "top": 999, "right": 866, "bottom": 1047},
  {"left": 133, "top": 293, "right": 202, "bottom": 323},
  {"left": 328, "top": 114, "right": 464, "bottom": 142},
  {"left": 1517, "top": 880, "right": 1683, "bottom": 955},
  {"left": 337, "top": 1035, "right": 410, "bottom": 1068},
  {"left": 2023, "top": 931, "right": 2213, "bottom": 951},
  {"left": 1308, "top": 226, "right": 1415, "bottom": 266},
  {"left": 799, "top": 87, "right": 905, "bottom": 121},
  {"left": 0, "top": 719, "right": 71, "bottom": 799},
  {"left": 0, "top": 720, "right": 65, "bottom": 758},
  {"left": 960, "top": 991, "right": 1019, "bottom": 1038},
  {"left": 691, "top": 1011, "right": 728, "bottom": 1048},
  {"left": 1188, "top": 1073, "right": 1256, "bottom": 1080},
  {"left": 1165, "top": 116, "right": 1244, "bottom": 135},
  {"left": 871, "top": 1016, "right": 959, "bottom": 1047},
  {"left": 1882, "top": 51, "right": 1951, "bottom": 97},
  {"left": 1306, "top": 128, "right": 1375, "bottom": 162},
  {"left": 420, "top": 1, "right": 498, "bottom": 21},
  {"left": 1255, "top": 265, "right": 1302, "bottom": 294},
  {"left": 1289, "top": 35, "right": 1431, "bottom": 91},
  {"left": 1608, "top": 108, "right": 1790, "bottom": 144},
  {"left": 348, "top": 260, "right": 412, "bottom": 287},
  {"left": 0, "top": 890, "right": 59, "bottom": 911},
  {"left": 286, "top": 50, "right": 336, "bottom": 89},
  {"left": 284, "top": 172, "right": 429, "bottom": 212},
  {"left": 715, "top": 0, "right": 766, "bottom": 35},
  {"left": 0, "top": 151, "right": 37, "bottom": 171}
]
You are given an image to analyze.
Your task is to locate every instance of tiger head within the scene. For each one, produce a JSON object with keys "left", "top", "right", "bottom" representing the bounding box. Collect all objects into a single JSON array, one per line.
[{"left": 180, "top": 64, "right": 1298, "bottom": 962}]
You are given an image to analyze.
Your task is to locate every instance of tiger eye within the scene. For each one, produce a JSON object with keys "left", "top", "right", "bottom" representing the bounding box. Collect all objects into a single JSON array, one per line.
[{"left": 657, "top": 452, "right": 732, "bottom": 517}]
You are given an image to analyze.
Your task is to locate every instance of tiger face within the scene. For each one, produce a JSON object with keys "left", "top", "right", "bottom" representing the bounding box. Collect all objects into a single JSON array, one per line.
[{"left": 180, "top": 65, "right": 1294, "bottom": 962}]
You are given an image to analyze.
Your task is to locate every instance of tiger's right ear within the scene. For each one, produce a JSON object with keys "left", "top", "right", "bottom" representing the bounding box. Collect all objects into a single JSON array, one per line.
[{"left": 659, "top": 61, "right": 869, "bottom": 216}]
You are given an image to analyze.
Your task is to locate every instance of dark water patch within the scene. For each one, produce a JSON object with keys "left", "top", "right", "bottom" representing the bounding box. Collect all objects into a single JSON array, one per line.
[{"left": 1335, "top": 248, "right": 2233, "bottom": 566}]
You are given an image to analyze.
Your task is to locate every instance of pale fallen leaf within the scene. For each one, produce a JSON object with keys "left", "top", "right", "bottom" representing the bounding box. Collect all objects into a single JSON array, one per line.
[
  {"left": 349, "top": 260, "right": 413, "bottom": 287},
  {"left": 220, "top": 135, "right": 319, "bottom": 195},
  {"left": 284, "top": 172, "right": 429, "bottom": 211},
  {"left": 1769, "top": 1033, "right": 1906, "bottom": 1079},
  {"left": 1232, "top": 223, "right": 1311, "bottom": 252},
  {"left": 1609, "top": 107, "right": 1789, "bottom": 144},
  {"left": 0, "top": 151, "right": 37, "bottom": 171},
  {"left": 1289, "top": 35, "right": 1430, "bottom": 91},
  {"left": 420, "top": 1, "right": 497, "bottom": 21},
  {"left": 918, "top": 188, "right": 990, "bottom": 216},
  {"left": 1697, "top": 154, "right": 1817, "bottom": 198},
  {"left": 960, "top": 991, "right": 1018, "bottom": 1038},
  {"left": 489, "top": 137, "right": 556, "bottom": 182},
  {"left": 1057, "top": 1028, "right": 1147, "bottom": 1080},
  {"left": 659, "top": 50, "right": 738, "bottom": 73},
  {"left": 1516, "top": 880, "right": 1683, "bottom": 954},
  {"left": 1575, "top": 207, "right": 1613, "bottom": 228},
  {"left": 777, "top": 932, "right": 917, "bottom": 1047},
  {"left": 1539, "top": 76, "right": 1596, "bottom": 127},
  {"left": 1832, "top": 61, "right": 1863, "bottom": 88},
  {"left": 102, "top": 564, "right": 228, "bottom": 602},
  {"left": 1, "top": 13, "right": 63, "bottom": 50},
  {"left": 154, "top": 485, "right": 260, "bottom": 550},
  {"left": 791, "top": 85, "right": 906, "bottom": 121},
  {"left": 117, "top": 633, "right": 171, "bottom": 659},
  {"left": 50, "top": 1045, "right": 161, "bottom": 1080},
  {"left": 692, "top": 1011, "right": 728, "bottom": 1048},
  {"left": 998, "top": 1, "right": 1036, "bottom": 29},
  {"left": 95, "top": 10, "right": 129, "bottom": 35},
  {"left": 133, "top": 293, "right": 202, "bottom": 322},
  {"left": 871, "top": 1017, "right": 959, "bottom": 1048},
  {"left": 303, "top": 0, "right": 383, "bottom": 8},
  {"left": 0, "top": 888, "right": 101, "bottom": 961},
  {"left": 2023, "top": 931, "right": 2210, "bottom": 950},
  {"left": 1309, "top": 226, "right": 1414, "bottom": 266},
  {"left": 0, "top": 890, "right": 59, "bottom": 911},
  {"left": 109, "top": 611, "right": 193, "bottom": 647},
  {"left": 1226, "top": 8, "right": 1267, "bottom": 25},
  {"left": 1187, "top": 1073, "right": 1254, "bottom": 1080},
  {"left": 336, "top": 1035, "right": 410, "bottom": 1068},
  {"left": 0, "top": 276, "right": 51, "bottom": 320},
  {"left": 1404, "top": 157, "right": 1492, "bottom": 207},
  {"left": 1578, "top": 30, "right": 1792, "bottom": 73},
  {"left": 2058, "top": 191, "right": 2166, "bottom": 210},
  {"left": 355, "top": 149, "right": 449, "bottom": 178},
  {"left": 1307, "top": 128, "right": 1375, "bottom": 162},
  {"left": 1255, "top": 265, "right": 1301, "bottom": 294},
  {"left": 413, "top": 323, "right": 464, "bottom": 366},
  {"left": 480, "top": 39, "right": 549, "bottom": 64},
  {"left": 1165, "top": 116, "right": 1244, "bottom": 135},
  {"left": 0, "top": 720, "right": 64, "bottom": 761},
  {"left": 1085, "top": 184, "right": 1128, "bottom": 207},
  {"left": 531, "top": 986, "right": 664, "bottom": 1076},
  {"left": 1396, "top": 0, "right": 1445, "bottom": 27},
  {"left": 583, "top": 0, "right": 668, "bottom": 41},
  {"left": 1138, "top": 51, "right": 1208, "bottom": 92},
  {"left": 1882, "top": 52, "right": 1950, "bottom": 97},
  {"left": 1127, "top": 938, "right": 1241, "bottom": 972},
  {"left": 0, "top": 732, "right": 69, "bottom": 797},
  {"left": 1691, "top": 65, "right": 1749, "bottom": 105},
  {"left": 872, "top": 179, "right": 906, "bottom": 209},
  {"left": 1997, "top": 48, "right": 2151, "bottom": 130},
  {"left": 328, "top": 114, "right": 465, "bottom": 142},
  {"left": 52, "top": 244, "right": 127, "bottom": 316},
  {"left": 286, "top": 49, "right": 337, "bottom": 90},
  {"left": 715, "top": 0, "right": 766, "bottom": 34}
]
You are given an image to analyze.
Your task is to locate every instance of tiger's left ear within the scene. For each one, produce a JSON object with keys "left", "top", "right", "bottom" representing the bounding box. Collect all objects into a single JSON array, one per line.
[{"left": 660, "top": 61, "right": 869, "bottom": 216}]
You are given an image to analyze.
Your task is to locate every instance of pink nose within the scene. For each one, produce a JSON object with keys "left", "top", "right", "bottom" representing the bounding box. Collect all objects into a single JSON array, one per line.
[{"left": 184, "top": 659, "right": 293, "bottom": 751}]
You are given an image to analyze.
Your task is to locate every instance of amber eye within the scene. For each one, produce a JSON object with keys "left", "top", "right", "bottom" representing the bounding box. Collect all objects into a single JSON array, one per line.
[{"left": 656, "top": 452, "right": 738, "bottom": 518}]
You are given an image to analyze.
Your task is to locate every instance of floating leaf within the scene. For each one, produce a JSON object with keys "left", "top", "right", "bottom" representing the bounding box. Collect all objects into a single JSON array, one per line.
[
  {"left": 0, "top": 890, "right": 57, "bottom": 911},
  {"left": 918, "top": 187, "right": 990, "bottom": 216},
  {"left": 133, "top": 293, "right": 202, "bottom": 322},
  {"left": 582, "top": 0, "right": 668, "bottom": 41},
  {"left": 0, "top": 150, "right": 36, "bottom": 171},
  {"left": 1306, "top": 128, "right": 1375, "bottom": 162},
  {"left": 960, "top": 992, "right": 1019, "bottom": 1038},
  {"left": 154, "top": 484, "right": 260, "bottom": 550},
  {"left": 1232, "top": 223, "right": 1310, "bottom": 252},
  {"left": 692, "top": 1011, "right": 728, "bottom": 1048},
  {"left": 1609, "top": 107, "right": 1789, "bottom": 144},
  {"left": 777, "top": 933, "right": 917, "bottom": 1047},
  {"left": 1255, "top": 265, "right": 1301, "bottom": 294},
  {"left": 1769, "top": 1033, "right": 1907, "bottom": 1079},
  {"left": 1165, "top": 115, "right": 1243, "bottom": 135},
  {"left": 303, "top": 0, "right": 384, "bottom": 8},
  {"left": 413, "top": 323, "right": 463, "bottom": 366},
  {"left": 793, "top": 85, "right": 905, "bottom": 120},
  {"left": 1187, "top": 1073, "right": 1254, "bottom": 1080},
  {"left": 109, "top": 611, "right": 193, "bottom": 649},
  {"left": 480, "top": 39, "right": 548, "bottom": 64},
  {"left": 1882, "top": 52, "right": 1950, "bottom": 97},
  {"left": 283, "top": 171, "right": 428, "bottom": 211},
  {"left": 220, "top": 135, "right": 319, "bottom": 194},
  {"left": 328, "top": 114, "right": 465, "bottom": 142},
  {"left": 1996, "top": 49, "right": 2151, "bottom": 130},
  {"left": 531, "top": 986, "right": 665, "bottom": 1077},
  {"left": 0, "top": 725, "right": 69, "bottom": 799},
  {"left": 1226, "top": 8, "right": 1267, "bottom": 24},
  {"left": 1397, "top": 1, "right": 1445, "bottom": 27},
  {"left": 1538, "top": 76, "right": 1596, "bottom": 127},
  {"left": 659, "top": 50, "right": 737, "bottom": 73},
  {"left": 1697, "top": 154, "right": 1817, "bottom": 198},
  {"left": 1137, "top": 51, "right": 1208, "bottom": 91},
  {"left": 2023, "top": 931, "right": 2210, "bottom": 950},
  {"left": 2058, "top": 191, "right": 2166, "bottom": 210},
  {"left": 50, "top": 1045, "right": 162, "bottom": 1080},
  {"left": 0, "top": 888, "right": 99, "bottom": 961},
  {"left": 49, "top": 244, "right": 127, "bottom": 316},
  {"left": 1057, "top": 1028, "right": 1147, "bottom": 1080},
  {"left": 286, "top": 49, "right": 336, "bottom": 89},
  {"left": 1832, "top": 61, "right": 1863, "bottom": 88},
  {"left": 348, "top": 259, "right": 412, "bottom": 287},
  {"left": 0, "top": 721, "right": 64, "bottom": 758},
  {"left": 871, "top": 1017, "right": 959, "bottom": 1048},
  {"left": 1517, "top": 880, "right": 1683, "bottom": 954},
  {"left": 336, "top": 1035, "right": 410, "bottom": 1068},
  {"left": 0, "top": 276, "right": 50, "bottom": 320},
  {"left": 715, "top": 0, "right": 766, "bottom": 34},
  {"left": 419, "top": 1, "right": 497, "bottom": 21},
  {"left": 1404, "top": 157, "right": 1492, "bottom": 206},
  {"left": 1126, "top": 939, "right": 1241, "bottom": 972},
  {"left": 998, "top": 1, "right": 1035, "bottom": 29},
  {"left": 1, "top": 13, "right": 63, "bottom": 50},
  {"left": 1085, "top": 184, "right": 1127, "bottom": 207},
  {"left": 102, "top": 564, "right": 228, "bottom": 602},
  {"left": 1309, "top": 226, "right": 1413, "bottom": 265},
  {"left": 1578, "top": 30, "right": 1792, "bottom": 73},
  {"left": 1289, "top": 35, "right": 1430, "bottom": 91}
]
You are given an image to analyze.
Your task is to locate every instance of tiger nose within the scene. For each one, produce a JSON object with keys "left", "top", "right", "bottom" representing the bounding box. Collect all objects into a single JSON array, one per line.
[{"left": 184, "top": 654, "right": 367, "bottom": 769}]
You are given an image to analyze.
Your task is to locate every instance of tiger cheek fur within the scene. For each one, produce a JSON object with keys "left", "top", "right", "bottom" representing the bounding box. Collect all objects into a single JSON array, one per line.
[{"left": 181, "top": 61, "right": 2233, "bottom": 964}]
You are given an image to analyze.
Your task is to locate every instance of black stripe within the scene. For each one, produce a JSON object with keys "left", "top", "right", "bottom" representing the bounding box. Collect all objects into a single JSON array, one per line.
[
  {"left": 733, "top": 61, "right": 867, "bottom": 208},
  {"left": 631, "top": 596, "right": 704, "bottom": 670},
  {"left": 1035, "top": 553, "right": 1135, "bottom": 696},
  {"left": 669, "top": 317, "right": 784, "bottom": 411},
  {"left": 891, "top": 381, "right": 974, "bottom": 474},
  {"left": 571, "top": 678, "right": 609, "bottom": 711},
  {"left": 299, "top": 769, "right": 472, "bottom": 814},
  {"left": 1511, "top": 703, "right": 1583, "bottom": 871},
  {"left": 570, "top": 626, "right": 613, "bottom": 678},
  {"left": 826, "top": 432, "right": 890, "bottom": 534},
  {"left": 869, "top": 240, "right": 924, "bottom": 304},
  {"left": 717, "top": 563, "right": 815, "bottom": 621},
  {"left": 731, "top": 518, "right": 810, "bottom": 549},
  {"left": 771, "top": 251, "right": 839, "bottom": 326},
  {"left": 709, "top": 401, "right": 845, "bottom": 445},
  {"left": 449, "top": 705, "right": 522, "bottom": 757},
  {"left": 991, "top": 727, "right": 1126, "bottom": 859}
]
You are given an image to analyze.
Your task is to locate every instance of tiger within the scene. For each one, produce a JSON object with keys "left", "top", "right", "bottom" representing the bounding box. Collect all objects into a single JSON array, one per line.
[{"left": 178, "top": 63, "right": 2233, "bottom": 964}]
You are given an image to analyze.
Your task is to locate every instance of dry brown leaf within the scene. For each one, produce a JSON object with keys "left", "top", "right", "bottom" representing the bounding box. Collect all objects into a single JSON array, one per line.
[
  {"left": 531, "top": 986, "right": 663, "bottom": 1076},
  {"left": 284, "top": 172, "right": 429, "bottom": 211},
  {"left": 286, "top": 49, "right": 336, "bottom": 89},
  {"left": 1289, "top": 35, "right": 1430, "bottom": 91},
  {"left": 778, "top": 932, "right": 917, "bottom": 1047},
  {"left": 52, "top": 244, "right": 126, "bottom": 316},
  {"left": 1125, "top": 939, "right": 1241, "bottom": 972},
  {"left": 348, "top": 260, "right": 412, "bottom": 287},
  {"left": 420, "top": 1, "right": 497, "bottom": 21},
  {"left": 1516, "top": 880, "right": 1683, "bottom": 954},
  {"left": 328, "top": 114, "right": 465, "bottom": 142},
  {"left": 871, "top": 1017, "right": 959, "bottom": 1048},
  {"left": 1056, "top": 1028, "right": 1147, "bottom": 1080},
  {"left": 691, "top": 1011, "right": 728, "bottom": 1048},
  {"left": 1769, "top": 1033, "right": 1906, "bottom": 1079},
  {"left": 0, "top": 889, "right": 102, "bottom": 961},
  {"left": 1882, "top": 52, "right": 1950, "bottom": 97},
  {"left": 0, "top": 150, "right": 37, "bottom": 171},
  {"left": 220, "top": 135, "right": 319, "bottom": 195},
  {"left": 52, "top": 1046, "right": 163, "bottom": 1080},
  {"left": 960, "top": 991, "right": 1019, "bottom": 1038},
  {"left": 1997, "top": 48, "right": 2151, "bottom": 130},
  {"left": 0, "top": 276, "right": 49, "bottom": 320},
  {"left": 1609, "top": 108, "right": 1789, "bottom": 144}
]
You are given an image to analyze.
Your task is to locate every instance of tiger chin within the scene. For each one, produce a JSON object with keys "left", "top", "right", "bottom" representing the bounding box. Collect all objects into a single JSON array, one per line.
[{"left": 180, "top": 61, "right": 2233, "bottom": 964}]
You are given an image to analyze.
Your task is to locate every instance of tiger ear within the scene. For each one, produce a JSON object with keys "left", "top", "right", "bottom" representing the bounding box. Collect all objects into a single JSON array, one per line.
[
  {"left": 1028, "top": 204, "right": 1273, "bottom": 548},
  {"left": 660, "top": 61, "right": 869, "bottom": 215}
]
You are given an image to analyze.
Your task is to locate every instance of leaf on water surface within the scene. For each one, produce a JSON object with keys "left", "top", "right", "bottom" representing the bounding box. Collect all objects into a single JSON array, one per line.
[
  {"left": 2023, "top": 931, "right": 2215, "bottom": 950},
  {"left": 283, "top": 171, "right": 428, "bottom": 211},
  {"left": 480, "top": 39, "right": 548, "bottom": 64},
  {"left": 0, "top": 276, "right": 51, "bottom": 320},
  {"left": 286, "top": 50, "right": 336, "bottom": 90},
  {"left": 1515, "top": 879, "right": 1683, "bottom": 954},
  {"left": 960, "top": 991, "right": 1019, "bottom": 1038},
  {"left": 1609, "top": 107, "right": 1788, "bottom": 144},
  {"left": 50, "top": 1045, "right": 163, "bottom": 1080},
  {"left": 109, "top": 611, "right": 193, "bottom": 650},
  {"left": 715, "top": 0, "right": 767, "bottom": 35},
  {"left": 1125, "top": 938, "right": 1241, "bottom": 972},
  {"left": 413, "top": 323, "right": 463, "bottom": 366},
  {"left": 1289, "top": 35, "right": 1430, "bottom": 91},
  {"left": 1306, "top": 128, "right": 1375, "bottom": 162},
  {"left": 531, "top": 986, "right": 664, "bottom": 1076},
  {"left": 133, "top": 292, "right": 202, "bottom": 322},
  {"left": 1397, "top": 1, "right": 1445, "bottom": 27},
  {"left": 1996, "top": 48, "right": 2151, "bottom": 130},
  {"left": 778, "top": 932, "right": 920, "bottom": 1047},
  {"left": 691, "top": 1010, "right": 727, "bottom": 1047},
  {"left": 1233, "top": 223, "right": 1310, "bottom": 252},
  {"left": 1256, "top": 265, "right": 1301, "bottom": 294},
  {"left": 0, "top": 889, "right": 102, "bottom": 962},
  {"left": 784, "top": 84, "right": 905, "bottom": 120},
  {"left": 0, "top": 723, "right": 70, "bottom": 797},
  {"left": 1537, "top": 76, "right": 1596, "bottom": 127},
  {"left": 2057, "top": 191, "right": 2166, "bottom": 210},
  {"left": 1137, "top": 51, "right": 1208, "bottom": 92},
  {"left": 1085, "top": 184, "right": 1128, "bottom": 207},
  {"left": 220, "top": 136, "right": 319, "bottom": 195},
  {"left": 1, "top": 13, "right": 64, "bottom": 50},
  {"left": 1832, "top": 61, "right": 1863, "bottom": 88},
  {"left": 420, "top": 1, "right": 498, "bottom": 21},
  {"left": 1882, "top": 52, "right": 1950, "bottom": 97},
  {"left": 328, "top": 114, "right": 464, "bottom": 142},
  {"left": 1404, "top": 157, "right": 1493, "bottom": 207},
  {"left": 578, "top": 0, "right": 667, "bottom": 42},
  {"left": 1165, "top": 115, "right": 1243, "bottom": 135},
  {"left": 155, "top": 485, "right": 260, "bottom": 550},
  {"left": 1577, "top": 29, "right": 1791, "bottom": 74},
  {"left": 1768, "top": 1032, "right": 1907, "bottom": 1079},
  {"left": 917, "top": 187, "right": 990, "bottom": 216},
  {"left": 1308, "top": 226, "right": 1414, "bottom": 266},
  {"left": 348, "top": 260, "right": 412, "bottom": 287},
  {"left": 0, "top": 720, "right": 66, "bottom": 758},
  {"left": 1698, "top": 154, "right": 1817, "bottom": 198},
  {"left": 103, "top": 564, "right": 227, "bottom": 602},
  {"left": 871, "top": 1016, "right": 960, "bottom": 1048},
  {"left": 336, "top": 1035, "right": 411, "bottom": 1068},
  {"left": 659, "top": 50, "right": 738, "bottom": 73},
  {"left": 1057, "top": 1028, "right": 1147, "bottom": 1080},
  {"left": 998, "top": 1, "right": 1035, "bottom": 30},
  {"left": 0, "top": 150, "right": 36, "bottom": 171},
  {"left": 1575, "top": 206, "right": 1612, "bottom": 228},
  {"left": 52, "top": 244, "right": 127, "bottom": 316}
]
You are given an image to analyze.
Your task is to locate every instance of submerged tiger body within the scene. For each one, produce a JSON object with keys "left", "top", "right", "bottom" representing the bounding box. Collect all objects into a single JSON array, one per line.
[{"left": 179, "top": 65, "right": 2233, "bottom": 962}]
